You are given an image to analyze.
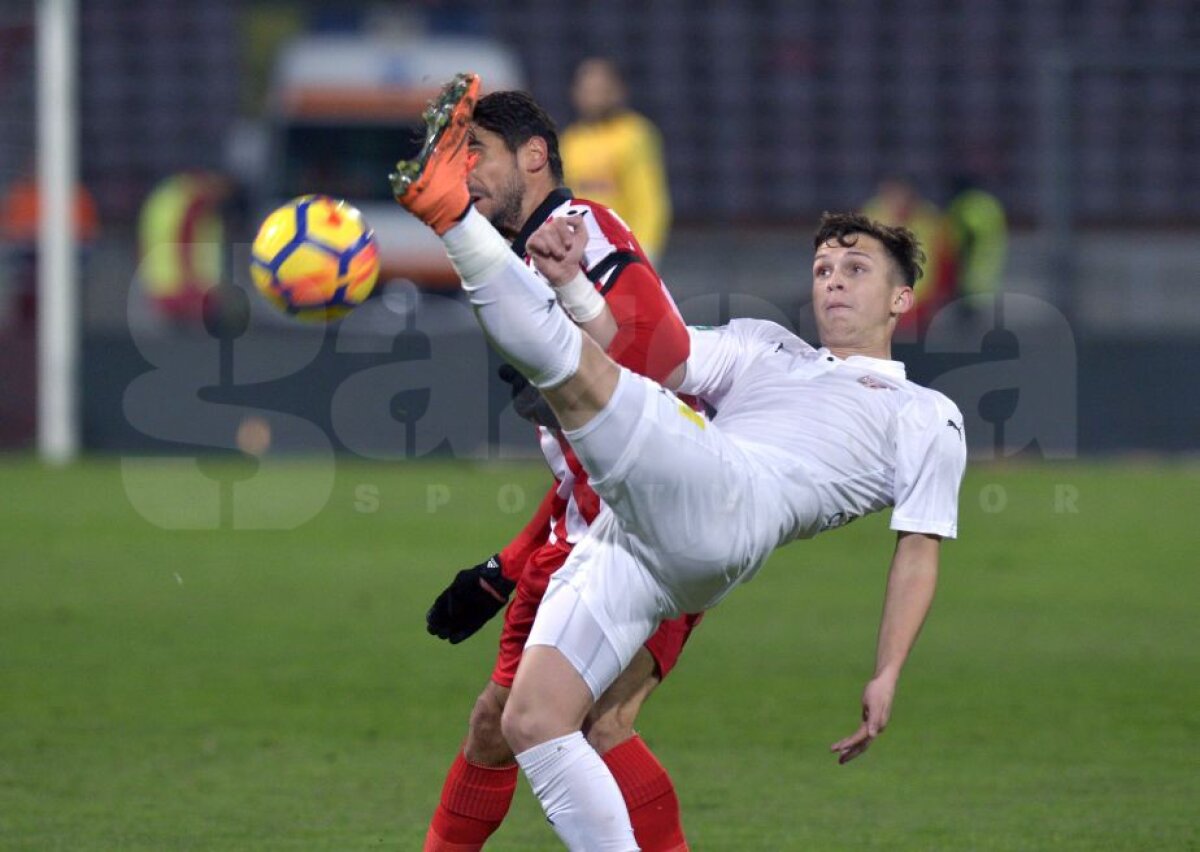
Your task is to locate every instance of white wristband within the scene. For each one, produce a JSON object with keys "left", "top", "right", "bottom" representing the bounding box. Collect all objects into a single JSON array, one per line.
[{"left": 555, "top": 270, "right": 606, "bottom": 323}]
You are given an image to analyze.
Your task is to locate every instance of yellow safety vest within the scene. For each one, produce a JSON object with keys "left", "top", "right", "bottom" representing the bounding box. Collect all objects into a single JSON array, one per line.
[{"left": 561, "top": 111, "right": 671, "bottom": 261}]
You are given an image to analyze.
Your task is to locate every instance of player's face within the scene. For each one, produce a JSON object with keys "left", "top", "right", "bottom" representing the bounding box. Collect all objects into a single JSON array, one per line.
[
  {"left": 467, "top": 125, "right": 526, "bottom": 236},
  {"left": 811, "top": 235, "right": 912, "bottom": 347}
]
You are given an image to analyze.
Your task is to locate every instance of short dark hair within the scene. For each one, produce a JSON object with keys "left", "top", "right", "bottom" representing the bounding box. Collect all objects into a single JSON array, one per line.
[
  {"left": 472, "top": 91, "right": 565, "bottom": 184},
  {"left": 812, "top": 212, "right": 926, "bottom": 287}
]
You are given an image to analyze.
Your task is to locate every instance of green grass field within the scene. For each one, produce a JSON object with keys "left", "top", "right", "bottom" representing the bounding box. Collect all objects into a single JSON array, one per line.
[{"left": 1, "top": 457, "right": 1197, "bottom": 850}]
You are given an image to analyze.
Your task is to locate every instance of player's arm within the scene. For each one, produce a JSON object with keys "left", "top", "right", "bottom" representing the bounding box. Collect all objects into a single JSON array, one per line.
[
  {"left": 425, "top": 483, "right": 558, "bottom": 644},
  {"left": 831, "top": 532, "right": 940, "bottom": 764},
  {"left": 599, "top": 260, "right": 688, "bottom": 383},
  {"left": 527, "top": 215, "right": 620, "bottom": 344},
  {"left": 676, "top": 320, "right": 798, "bottom": 402},
  {"left": 832, "top": 395, "right": 966, "bottom": 762},
  {"left": 552, "top": 261, "right": 689, "bottom": 387},
  {"left": 572, "top": 291, "right": 620, "bottom": 352},
  {"left": 526, "top": 215, "right": 688, "bottom": 386}
]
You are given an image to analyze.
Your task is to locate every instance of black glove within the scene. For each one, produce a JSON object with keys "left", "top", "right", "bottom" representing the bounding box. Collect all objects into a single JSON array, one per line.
[
  {"left": 499, "top": 364, "right": 561, "bottom": 431},
  {"left": 426, "top": 554, "right": 516, "bottom": 644}
]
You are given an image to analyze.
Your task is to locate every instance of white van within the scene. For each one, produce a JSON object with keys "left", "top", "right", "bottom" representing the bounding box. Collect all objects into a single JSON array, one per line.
[{"left": 260, "top": 35, "right": 522, "bottom": 289}]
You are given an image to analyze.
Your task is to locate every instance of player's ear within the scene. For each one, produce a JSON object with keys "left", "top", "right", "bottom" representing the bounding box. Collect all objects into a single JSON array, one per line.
[
  {"left": 891, "top": 283, "right": 914, "bottom": 316},
  {"left": 519, "top": 136, "right": 550, "bottom": 175}
]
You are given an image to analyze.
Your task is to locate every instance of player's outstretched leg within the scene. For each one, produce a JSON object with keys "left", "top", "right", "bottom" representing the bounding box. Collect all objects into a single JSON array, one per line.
[
  {"left": 392, "top": 73, "right": 618, "bottom": 431},
  {"left": 388, "top": 72, "right": 479, "bottom": 237}
]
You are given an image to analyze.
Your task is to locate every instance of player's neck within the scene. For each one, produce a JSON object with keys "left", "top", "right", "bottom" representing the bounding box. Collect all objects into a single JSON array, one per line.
[
  {"left": 826, "top": 343, "right": 893, "bottom": 362},
  {"left": 520, "top": 182, "right": 563, "bottom": 230}
]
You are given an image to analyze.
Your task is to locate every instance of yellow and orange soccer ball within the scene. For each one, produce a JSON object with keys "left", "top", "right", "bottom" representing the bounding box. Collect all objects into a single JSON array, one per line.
[{"left": 250, "top": 195, "right": 379, "bottom": 321}]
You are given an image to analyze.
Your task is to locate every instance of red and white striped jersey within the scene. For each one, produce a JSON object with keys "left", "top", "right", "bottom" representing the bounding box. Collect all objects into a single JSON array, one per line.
[{"left": 503, "top": 188, "right": 691, "bottom": 561}]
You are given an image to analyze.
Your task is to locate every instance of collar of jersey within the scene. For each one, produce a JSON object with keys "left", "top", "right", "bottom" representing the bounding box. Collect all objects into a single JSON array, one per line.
[
  {"left": 510, "top": 187, "right": 575, "bottom": 257},
  {"left": 817, "top": 348, "right": 907, "bottom": 381}
]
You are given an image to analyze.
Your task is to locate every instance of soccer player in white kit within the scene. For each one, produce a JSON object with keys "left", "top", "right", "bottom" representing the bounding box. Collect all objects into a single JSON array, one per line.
[{"left": 392, "top": 74, "right": 967, "bottom": 851}]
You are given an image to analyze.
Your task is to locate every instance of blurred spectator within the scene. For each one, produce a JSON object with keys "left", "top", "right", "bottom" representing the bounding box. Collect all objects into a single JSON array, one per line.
[
  {"left": 945, "top": 174, "right": 1007, "bottom": 301},
  {"left": 137, "top": 172, "right": 235, "bottom": 325},
  {"left": 560, "top": 57, "right": 671, "bottom": 261},
  {"left": 862, "top": 176, "right": 954, "bottom": 333},
  {"left": 0, "top": 170, "right": 99, "bottom": 327}
]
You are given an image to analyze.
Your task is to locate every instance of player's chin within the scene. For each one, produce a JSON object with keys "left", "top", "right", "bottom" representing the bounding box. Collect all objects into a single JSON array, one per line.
[
  {"left": 475, "top": 202, "right": 507, "bottom": 230},
  {"left": 815, "top": 318, "right": 853, "bottom": 340},
  {"left": 821, "top": 305, "right": 858, "bottom": 322}
]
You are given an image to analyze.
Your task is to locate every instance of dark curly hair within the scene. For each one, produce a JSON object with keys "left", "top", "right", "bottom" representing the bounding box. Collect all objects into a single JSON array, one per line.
[
  {"left": 812, "top": 212, "right": 926, "bottom": 287},
  {"left": 472, "top": 91, "right": 565, "bottom": 184}
]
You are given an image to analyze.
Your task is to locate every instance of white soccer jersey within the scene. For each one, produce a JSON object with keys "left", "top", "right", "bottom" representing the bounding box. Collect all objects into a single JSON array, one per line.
[
  {"left": 678, "top": 318, "right": 966, "bottom": 541},
  {"left": 528, "top": 316, "right": 967, "bottom": 689},
  {"left": 534, "top": 318, "right": 967, "bottom": 677}
]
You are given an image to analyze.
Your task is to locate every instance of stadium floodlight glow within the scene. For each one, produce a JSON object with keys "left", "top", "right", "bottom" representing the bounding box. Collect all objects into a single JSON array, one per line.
[{"left": 36, "top": 0, "right": 79, "bottom": 464}]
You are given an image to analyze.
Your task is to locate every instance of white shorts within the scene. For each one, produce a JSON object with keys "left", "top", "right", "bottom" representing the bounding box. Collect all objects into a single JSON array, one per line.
[
  {"left": 570, "top": 370, "right": 786, "bottom": 610},
  {"left": 526, "top": 509, "right": 669, "bottom": 699},
  {"left": 526, "top": 370, "right": 811, "bottom": 698}
]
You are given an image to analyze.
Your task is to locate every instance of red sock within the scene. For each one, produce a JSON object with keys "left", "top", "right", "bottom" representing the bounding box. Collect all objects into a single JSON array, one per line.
[
  {"left": 603, "top": 735, "right": 689, "bottom": 852},
  {"left": 424, "top": 751, "right": 518, "bottom": 851}
]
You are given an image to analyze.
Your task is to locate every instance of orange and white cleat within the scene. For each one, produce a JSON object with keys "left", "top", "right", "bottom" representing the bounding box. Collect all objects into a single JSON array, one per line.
[{"left": 389, "top": 72, "right": 480, "bottom": 235}]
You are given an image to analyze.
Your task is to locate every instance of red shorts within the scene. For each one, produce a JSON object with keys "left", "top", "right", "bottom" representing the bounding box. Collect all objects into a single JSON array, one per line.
[{"left": 491, "top": 540, "right": 702, "bottom": 689}]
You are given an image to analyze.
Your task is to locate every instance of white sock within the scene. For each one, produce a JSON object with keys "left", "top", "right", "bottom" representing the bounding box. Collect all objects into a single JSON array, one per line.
[
  {"left": 442, "top": 207, "right": 583, "bottom": 389},
  {"left": 516, "top": 732, "right": 639, "bottom": 851}
]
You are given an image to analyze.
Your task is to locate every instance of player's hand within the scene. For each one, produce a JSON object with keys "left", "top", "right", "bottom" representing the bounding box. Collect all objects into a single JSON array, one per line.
[
  {"left": 498, "top": 364, "right": 561, "bottom": 430},
  {"left": 426, "top": 555, "right": 516, "bottom": 644},
  {"left": 830, "top": 673, "right": 897, "bottom": 764},
  {"left": 527, "top": 214, "right": 588, "bottom": 286}
]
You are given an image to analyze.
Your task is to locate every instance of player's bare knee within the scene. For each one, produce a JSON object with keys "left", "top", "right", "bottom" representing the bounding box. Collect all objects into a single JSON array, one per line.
[
  {"left": 584, "top": 708, "right": 635, "bottom": 755},
  {"left": 499, "top": 698, "right": 544, "bottom": 754},
  {"left": 503, "top": 645, "right": 599, "bottom": 752},
  {"left": 500, "top": 690, "right": 574, "bottom": 754},
  {"left": 463, "top": 686, "right": 514, "bottom": 766}
]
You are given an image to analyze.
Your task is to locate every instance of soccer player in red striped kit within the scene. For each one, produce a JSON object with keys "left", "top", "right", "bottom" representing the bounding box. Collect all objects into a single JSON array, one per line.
[{"left": 421, "top": 90, "right": 697, "bottom": 851}]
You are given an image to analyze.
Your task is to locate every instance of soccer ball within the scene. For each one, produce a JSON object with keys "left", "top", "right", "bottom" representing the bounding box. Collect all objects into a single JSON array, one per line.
[{"left": 250, "top": 195, "right": 380, "bottom": 321}]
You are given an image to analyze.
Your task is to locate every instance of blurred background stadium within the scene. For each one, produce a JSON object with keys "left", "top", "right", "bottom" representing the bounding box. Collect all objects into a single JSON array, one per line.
[
  {"left": 1, "top": 0, "right": 1198, "bottom": 457},
  {"left": 2, "top": 1, "right": 1197, "bottom": 849}
]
